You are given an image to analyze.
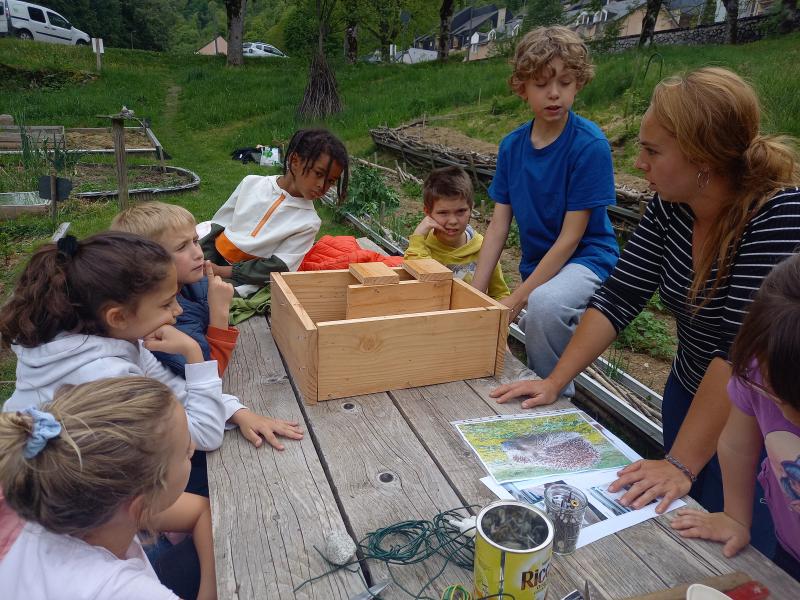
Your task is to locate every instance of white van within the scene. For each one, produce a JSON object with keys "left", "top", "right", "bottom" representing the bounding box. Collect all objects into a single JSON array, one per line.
[{"left": 3, "top": 1, "right": 90, "bottom": 45}]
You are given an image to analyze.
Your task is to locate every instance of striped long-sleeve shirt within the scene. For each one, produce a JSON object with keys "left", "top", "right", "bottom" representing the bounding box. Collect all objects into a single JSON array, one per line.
[{"left": 589, "top": 187, "right": 800, "bottom": 394}]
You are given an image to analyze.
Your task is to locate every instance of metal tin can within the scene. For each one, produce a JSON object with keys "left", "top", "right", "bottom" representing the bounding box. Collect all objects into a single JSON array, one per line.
[{"left": 473, "top": 501, "right": 554, "bottom": 600}]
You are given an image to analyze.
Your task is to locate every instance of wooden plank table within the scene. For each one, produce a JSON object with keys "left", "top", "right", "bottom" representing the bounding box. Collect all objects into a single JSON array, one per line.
[{"left": 209, "top": 317, "right": 800, "bottom": 599}]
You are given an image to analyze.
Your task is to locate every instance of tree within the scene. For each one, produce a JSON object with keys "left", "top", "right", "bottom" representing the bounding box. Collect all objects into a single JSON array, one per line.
[
  {"left": 778, "top": 0, "right": 798, "bottom": 34},
  {"left": 438, "top": 0, "right": 455, "bottom": 61},
  {"left": 224, "top": 0, "right": 248, "bottom": 66},
  {"left": 298, "top": 0, "right": 342, "bottom": 119},
  {"left": 522, "top": 0, "right": 564, "bottom": 30},
  {"left": 363, "top": 1, "right": 402, "bottom": 61},
  {"left": 638, "top": 0, "right": 662, "bottom": 47},
  {"left": 699, "top": 0, "right": 716, "bottom": 26},
  {"left": 722, "top": 0, "right": 738, "bottom": 43},
  {"left": 341, "top": 0, "right": 367, "bottom": 64}
]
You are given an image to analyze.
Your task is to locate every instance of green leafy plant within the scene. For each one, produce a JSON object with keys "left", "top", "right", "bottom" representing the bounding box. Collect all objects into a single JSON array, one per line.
[
  {"left": 340, "top": 165, "right": 400, "bottom": 223},
  {"left": 614, "top": 309, "right": 676, "bottom": 360},
  {"left": 505, "top": 219, "right": 521, "bottom": 248}
]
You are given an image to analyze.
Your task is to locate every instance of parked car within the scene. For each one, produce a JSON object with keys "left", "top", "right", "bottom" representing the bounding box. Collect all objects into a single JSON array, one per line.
[
  {"left": 243, "top": 41, "right": 287, "bottom": 58},
  {"left": 2, "top": 0, "right": 90, "bottom": 44}
]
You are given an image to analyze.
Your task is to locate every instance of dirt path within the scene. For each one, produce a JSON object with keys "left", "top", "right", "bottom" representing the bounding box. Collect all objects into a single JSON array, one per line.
[{"left": 163, "top": 84, "right": 182, "bottom": 125}]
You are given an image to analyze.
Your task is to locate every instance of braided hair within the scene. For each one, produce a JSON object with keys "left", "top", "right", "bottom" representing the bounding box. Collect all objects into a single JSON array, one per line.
[{"left": 283, "top": 128, "right": 349, "bottom": 200}]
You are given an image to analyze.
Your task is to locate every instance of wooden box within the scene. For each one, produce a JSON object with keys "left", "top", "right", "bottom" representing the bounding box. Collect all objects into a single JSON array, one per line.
[{"left": 270, "top": 259, "right": 510, "bottom": 403}]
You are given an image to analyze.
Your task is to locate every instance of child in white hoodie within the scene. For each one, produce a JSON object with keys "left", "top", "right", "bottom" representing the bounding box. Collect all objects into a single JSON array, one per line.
[{"left": 0, "top": 231, "right": 302, "bottom": 453}]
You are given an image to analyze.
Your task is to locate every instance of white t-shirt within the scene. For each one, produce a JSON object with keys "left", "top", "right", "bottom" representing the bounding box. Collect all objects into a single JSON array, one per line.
[{"left": 0, "top": 522, "right": 178, "bottom": 600}]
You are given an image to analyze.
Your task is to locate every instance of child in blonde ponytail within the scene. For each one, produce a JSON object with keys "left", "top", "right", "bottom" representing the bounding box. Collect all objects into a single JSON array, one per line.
[{"left": 0, "top": 377, "right": 217, "bottom": 599}]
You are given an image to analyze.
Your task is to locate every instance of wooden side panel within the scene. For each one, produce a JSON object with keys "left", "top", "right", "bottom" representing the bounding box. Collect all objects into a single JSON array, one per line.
[
  {"left": 494, "top": 304, "right": 509, "bottom": 377},
  {"left": 349, "top": 262, "right": 399, "bottom": 285},
  {"left": 402, "top": 258, "right": 453, "bottom": 281},
  {"left": 269, "top": 273, "right": 318, "bottom": 403},
  {"left": 280, "top": 268, "right": 413, "bottom": 323},
  {"left": 345, "top": 279, "right": 452, "bottom": 319},
  {"left": 316, "top": 308, "right": 500, "bottom": 400},
  {"left": 449, "top": 277, "right": 499, "bottom": 309}
]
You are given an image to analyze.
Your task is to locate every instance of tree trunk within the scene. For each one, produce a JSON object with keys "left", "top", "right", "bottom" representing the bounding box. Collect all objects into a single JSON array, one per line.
[
  {"left": 438, "top": 0, "right": 455, "bottom": 61},
  {"left": 225, "top": 0, "right": 247, "bottom": 67},
  {"left": 345, "top": 21, "right": 358, "bottom": 64},
  {"left": 723, "top": 0, "right": 738, "bottom": 44},
  {"left": 638, "top": 0, "right": 662, "bottom": 47},
  {"left": 778, "top": 0, "right": 798, "bottom": 34}
]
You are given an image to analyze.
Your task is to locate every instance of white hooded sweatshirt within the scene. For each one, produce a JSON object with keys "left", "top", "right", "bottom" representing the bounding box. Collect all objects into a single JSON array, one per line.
[{"left": 4, "top": 333, "right": 244, "bottom": 451}]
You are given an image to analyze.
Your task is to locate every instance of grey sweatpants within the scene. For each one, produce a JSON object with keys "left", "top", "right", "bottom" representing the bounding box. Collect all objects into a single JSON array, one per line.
[{"left": 521, "top": 262, "right": 602, "bottom": 397}]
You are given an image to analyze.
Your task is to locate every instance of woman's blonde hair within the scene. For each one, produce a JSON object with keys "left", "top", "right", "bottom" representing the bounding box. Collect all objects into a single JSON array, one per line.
[
  {"left": 510, "top": 26, "right": 594, "bottom": 94},
  {"left": 650, "top": 67, "right": 799, "bottom": 305},
  {"left": 0, "top": 377, "right": 177, "bottom": 536}
]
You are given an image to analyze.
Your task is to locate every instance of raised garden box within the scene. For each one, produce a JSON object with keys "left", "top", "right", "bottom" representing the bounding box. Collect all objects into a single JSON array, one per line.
[{"left": 271, "top": 259, "right": 509, "bottom": 403}]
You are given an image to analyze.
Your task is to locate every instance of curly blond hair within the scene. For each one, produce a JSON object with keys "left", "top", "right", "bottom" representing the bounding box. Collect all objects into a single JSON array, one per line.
[{"left": 509, "top": 26, "right": 594, "bottom": 94}]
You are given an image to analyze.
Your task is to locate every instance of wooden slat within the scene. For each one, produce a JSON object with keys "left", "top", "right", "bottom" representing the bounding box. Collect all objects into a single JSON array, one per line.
[
  {"left": 349, "top": 262, "right": 400, "bottom": 286},
  {"left": 208, "top": 318, "right": 365, "bottom": 599},
  {"left": 316, "top": 308, "right": 499, "bottom": 400},
  {"left": 402, "top": 258, "right": 453, "bottom": 281},
  {"left": 303, "top": 391, "right": 472, "bottom": 598},
  {"left": 345, "top": 279, "right": 451, "bottom": 320},
  {"left": 270, "top": 273, "right": 318, "bottom": 403}
]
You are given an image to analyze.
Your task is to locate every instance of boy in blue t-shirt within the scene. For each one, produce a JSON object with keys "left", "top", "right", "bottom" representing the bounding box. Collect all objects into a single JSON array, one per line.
[{"left": 472, "top": 26, "right": 619, "bottom": 396}]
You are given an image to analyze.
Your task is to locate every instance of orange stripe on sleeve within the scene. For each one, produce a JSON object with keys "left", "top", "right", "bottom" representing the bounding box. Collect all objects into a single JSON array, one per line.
[{"left": 250, "top": 193, "right": 285, "bottom": 237}]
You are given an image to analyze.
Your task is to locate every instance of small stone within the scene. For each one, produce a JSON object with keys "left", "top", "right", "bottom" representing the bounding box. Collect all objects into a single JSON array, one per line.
[{"left": 322, "top": 530, "right": 357, "bottom": 565}]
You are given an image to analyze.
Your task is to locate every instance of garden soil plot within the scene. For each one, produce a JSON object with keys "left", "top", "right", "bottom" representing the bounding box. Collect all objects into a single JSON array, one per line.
[
  {"left": 401, "top": 124, "right": 500, "bottom": 155},
  {"left": 65, "top": 129, "right": 152, "bottom": 151},
  {"left": 71, "top": 163, "right": 193, "bottom": 194}
]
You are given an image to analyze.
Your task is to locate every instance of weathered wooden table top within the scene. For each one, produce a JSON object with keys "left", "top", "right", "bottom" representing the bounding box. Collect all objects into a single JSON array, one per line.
[{"left": 208, "top": 317, "right": 800, "bottom": 599}]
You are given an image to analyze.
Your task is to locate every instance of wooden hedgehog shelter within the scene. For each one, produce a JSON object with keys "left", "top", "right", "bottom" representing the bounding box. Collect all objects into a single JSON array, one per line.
[{"left": 271, "top": 258, "right": 510, "bottom": 403}]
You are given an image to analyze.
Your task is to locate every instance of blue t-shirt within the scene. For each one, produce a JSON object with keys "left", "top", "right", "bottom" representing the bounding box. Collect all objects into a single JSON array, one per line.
[{"left": 489, "top": 112, "right": 619, "bottom": 281}]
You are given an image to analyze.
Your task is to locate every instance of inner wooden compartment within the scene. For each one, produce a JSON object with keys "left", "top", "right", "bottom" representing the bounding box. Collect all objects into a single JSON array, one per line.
[{"left": 278, "top": 267, "right": 496, "bottom": 323}]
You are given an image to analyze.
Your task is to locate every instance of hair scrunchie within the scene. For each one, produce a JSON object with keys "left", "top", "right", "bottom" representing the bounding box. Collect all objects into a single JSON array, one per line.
[
  {"left": 56, "top": 235, "right": 79, "bottom": 260},
  {"left": 21, "top": 407, "right": 62, "bottom": 459}
]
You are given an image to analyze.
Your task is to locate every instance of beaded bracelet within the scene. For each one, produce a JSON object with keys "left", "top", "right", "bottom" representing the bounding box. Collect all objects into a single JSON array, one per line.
[{"left": 665, "top": 453, "right": 697, "bottom": 483}]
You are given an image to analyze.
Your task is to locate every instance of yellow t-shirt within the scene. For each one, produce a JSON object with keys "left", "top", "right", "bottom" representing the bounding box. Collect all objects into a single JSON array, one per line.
[{"left": 404, "top": 228, "right": 509, "bottom": 300}]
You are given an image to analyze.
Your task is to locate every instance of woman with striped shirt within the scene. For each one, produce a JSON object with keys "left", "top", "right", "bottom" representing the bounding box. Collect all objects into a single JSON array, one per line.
[{"left": 491, "top": 67, "right": 800, "bottom": 537}]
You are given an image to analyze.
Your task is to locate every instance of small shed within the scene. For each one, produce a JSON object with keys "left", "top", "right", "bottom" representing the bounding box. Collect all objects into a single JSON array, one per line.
[{"left": 196, "top": 36, "right": 227, "bottom": 56}]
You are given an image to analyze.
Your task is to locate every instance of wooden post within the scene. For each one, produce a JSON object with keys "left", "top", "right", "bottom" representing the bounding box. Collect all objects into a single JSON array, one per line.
[
  {"left": 111, "top": 117, "right": 129, "bottom": 210},
  {"left": 49, "top": 173, "right": 58, "bottom": 222},
  {"left": 92, "top": 38, "right": 104, "bottom": 73}
]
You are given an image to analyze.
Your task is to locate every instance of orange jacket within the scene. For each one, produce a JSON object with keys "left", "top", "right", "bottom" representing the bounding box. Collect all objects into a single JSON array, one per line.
[{"left": 299, "top": 235, "right": 404, "bottom": 271}]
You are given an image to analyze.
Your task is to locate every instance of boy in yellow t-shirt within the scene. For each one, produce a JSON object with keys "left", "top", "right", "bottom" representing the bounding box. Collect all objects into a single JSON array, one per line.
[{"left": 405, "top": 166, "right": 509, "bottom": 300}]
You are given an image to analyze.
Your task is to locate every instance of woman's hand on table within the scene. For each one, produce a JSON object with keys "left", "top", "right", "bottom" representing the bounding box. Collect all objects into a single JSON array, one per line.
[
  {"left": 490, "top": 378, "right": 559, "bottom": 409},
  {"left": 607, "top": 458, "right": 692, "bottom": 514},
  {"left": 671, "top": 509, "right": 750, "bottom": 557}
]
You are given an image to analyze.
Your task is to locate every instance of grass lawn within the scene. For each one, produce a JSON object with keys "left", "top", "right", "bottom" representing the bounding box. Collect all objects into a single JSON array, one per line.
[{"left": 2, "top": 33, "right": 800, "bottom": 395}]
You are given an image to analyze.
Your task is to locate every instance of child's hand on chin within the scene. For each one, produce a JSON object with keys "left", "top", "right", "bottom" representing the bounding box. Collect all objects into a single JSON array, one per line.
[
  {"left": 413, "top": 216, "right": 445, "bottom": 238},
  {"left": 143, "top": 325, "right": 203, "bottom": 363},
  {"left": 229, "top": 409, "right": 304, "bottom": 450},
  {"left": 205, "top": 261, "right": 234, "bottom": 328}
]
